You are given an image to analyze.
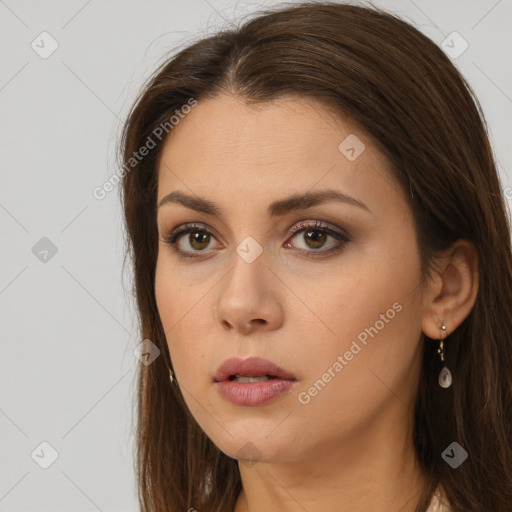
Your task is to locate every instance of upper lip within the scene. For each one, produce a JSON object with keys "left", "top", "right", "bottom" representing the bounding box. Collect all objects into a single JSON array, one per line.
[{"left": 214, "top": 356, "right": 297, "bottom": 382}]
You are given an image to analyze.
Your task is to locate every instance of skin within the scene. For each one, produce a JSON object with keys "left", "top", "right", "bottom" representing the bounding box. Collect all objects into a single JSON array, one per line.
[{"left": 154, "top": 94, "right": 478, "bottom": 512}]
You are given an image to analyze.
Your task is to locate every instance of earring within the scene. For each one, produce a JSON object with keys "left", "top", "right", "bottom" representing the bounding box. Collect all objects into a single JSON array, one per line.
[
  {"left": 437, "top": 324, "right": 452, "bottom": 388},
  {"left": 169, "top": 368, "right": 175, "bottom": 383}
]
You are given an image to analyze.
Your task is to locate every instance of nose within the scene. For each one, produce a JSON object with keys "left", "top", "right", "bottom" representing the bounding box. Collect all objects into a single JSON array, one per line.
[{"left": 215, "top": 244, "right": 284, "bottom": 335}]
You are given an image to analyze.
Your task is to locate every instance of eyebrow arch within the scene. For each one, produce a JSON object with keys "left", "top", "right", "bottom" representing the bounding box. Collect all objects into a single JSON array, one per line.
[{"left": 157, "top": 189, "right": 371, "bottom": 217}]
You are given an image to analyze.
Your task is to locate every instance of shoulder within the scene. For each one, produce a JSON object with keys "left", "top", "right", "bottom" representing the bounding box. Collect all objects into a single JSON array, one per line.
[{"left": 426, "top": 485, "right": 452, "bottom": 512}]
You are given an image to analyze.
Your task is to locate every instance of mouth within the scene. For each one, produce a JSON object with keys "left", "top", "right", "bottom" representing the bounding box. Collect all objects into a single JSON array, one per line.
[{"left": 213, "top": 356, "right": 297, "bottom": 406}]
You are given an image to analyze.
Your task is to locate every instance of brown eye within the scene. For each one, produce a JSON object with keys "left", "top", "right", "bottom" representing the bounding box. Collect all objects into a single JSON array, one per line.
[
  {"left": 302, "top": 229, "right": 328, "bottom": 249},
  {"left": 187, "top": 231, "right": 211, "bottom": 251},
  {"left": 285, "top": 221, "right": 350, "bottom": 257},
  {"left": 163, "top": 224, "right": 219, "bottom": 257}
]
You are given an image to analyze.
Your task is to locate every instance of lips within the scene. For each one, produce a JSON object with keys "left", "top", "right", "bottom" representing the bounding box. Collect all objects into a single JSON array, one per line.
[
  {"left": 214, "top": 356, "right": 297, "bottom": 406},
  {"left": 213, "top": 356, "right": 296, "bottom": 382}
]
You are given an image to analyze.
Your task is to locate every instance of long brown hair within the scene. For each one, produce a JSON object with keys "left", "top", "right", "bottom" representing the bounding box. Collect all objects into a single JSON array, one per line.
[{"left": 118, "top": 2, "right": 512, "bottom": 510}]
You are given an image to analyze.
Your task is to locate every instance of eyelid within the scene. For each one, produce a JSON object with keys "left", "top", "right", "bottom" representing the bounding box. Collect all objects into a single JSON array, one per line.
[
  {"left": 287, "top": 219, "right": 350, "bottom": 240},
  {"left": 163, "top": 222, "right": 220, "bottom": 243}
]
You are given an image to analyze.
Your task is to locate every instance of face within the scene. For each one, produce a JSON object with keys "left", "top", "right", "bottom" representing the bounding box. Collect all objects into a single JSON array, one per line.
[{"left": 154, "top": 93, "right": 426, "bottom": 463}]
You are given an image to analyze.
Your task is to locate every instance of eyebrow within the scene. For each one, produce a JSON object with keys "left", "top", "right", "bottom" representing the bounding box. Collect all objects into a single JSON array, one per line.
[{"left": 157, "top": 189, "right": 371, "bottom": 217}]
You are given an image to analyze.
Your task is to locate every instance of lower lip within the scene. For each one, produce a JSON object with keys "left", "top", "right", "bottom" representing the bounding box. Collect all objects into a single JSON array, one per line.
[{"left": 215, "top": 378, "right": 296, "bottom": 406}]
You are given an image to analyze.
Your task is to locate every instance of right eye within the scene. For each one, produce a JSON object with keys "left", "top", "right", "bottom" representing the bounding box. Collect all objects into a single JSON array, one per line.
[{"left": 161, "top": 223, "right": 221, "bottom": 259}]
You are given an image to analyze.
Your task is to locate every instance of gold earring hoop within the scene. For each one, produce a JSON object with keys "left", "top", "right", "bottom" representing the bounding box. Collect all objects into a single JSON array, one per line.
[
  {"left": 169, "top": 368, "right": 175, "bottom": 383},
  {"left": 437, "top": 324, "right": 452, "bottom": 388}
]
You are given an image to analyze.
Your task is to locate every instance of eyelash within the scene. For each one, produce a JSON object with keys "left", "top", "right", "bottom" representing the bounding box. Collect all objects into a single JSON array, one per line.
[{"left": 161, "top": 220, "right": 351, "bottom": 260}]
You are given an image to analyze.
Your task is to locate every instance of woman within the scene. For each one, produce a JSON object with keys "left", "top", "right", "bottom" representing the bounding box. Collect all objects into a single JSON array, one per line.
[{"left": 118, "top": 2, "right": 512, "bottom": 511}]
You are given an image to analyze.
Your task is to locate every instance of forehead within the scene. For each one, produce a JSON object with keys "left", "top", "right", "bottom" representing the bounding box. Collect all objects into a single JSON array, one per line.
[
  {"left": 156, "top": 94, "right": 399, "bottom": 214},
  {"left": 160, "top": 95, "right": 344, "bottom": 165}
]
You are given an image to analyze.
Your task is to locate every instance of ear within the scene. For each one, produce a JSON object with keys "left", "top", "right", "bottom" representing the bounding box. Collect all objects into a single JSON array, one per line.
[{"left": 421, "top": 239, "right": 479, "bottom": 339}]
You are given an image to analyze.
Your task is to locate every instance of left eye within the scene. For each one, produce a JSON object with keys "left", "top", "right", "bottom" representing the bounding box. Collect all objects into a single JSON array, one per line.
[
  {"left": 284, "top": 221, "right": 350, "bottom": 256},
  {"left": 161, "top": 221, "right": 351, "bottom": 259}
]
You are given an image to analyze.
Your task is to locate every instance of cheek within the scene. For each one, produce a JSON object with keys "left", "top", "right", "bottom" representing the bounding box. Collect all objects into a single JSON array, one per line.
[
  {"left": 154, "top": 257, "right": 212, "bottom": 381},
  {"left": 154, "top": 264, "right": 221, "bottom": 442},
  {"left": 304, "top": 226, "right": 422, "bottom": 343}
]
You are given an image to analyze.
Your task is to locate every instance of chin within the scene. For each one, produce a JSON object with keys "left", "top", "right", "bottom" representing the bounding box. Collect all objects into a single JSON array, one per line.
[{"left": 205, "top": 425, "right": 297, "bottom": 465}]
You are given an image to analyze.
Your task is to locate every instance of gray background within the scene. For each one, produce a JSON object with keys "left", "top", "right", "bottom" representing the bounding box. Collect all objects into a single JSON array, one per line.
[{"left": 1, "top": 0, "right": 510, "bottom": 510}]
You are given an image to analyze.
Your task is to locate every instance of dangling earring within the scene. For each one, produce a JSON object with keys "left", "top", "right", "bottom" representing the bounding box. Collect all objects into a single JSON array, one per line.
[
  {"left": 437, "top": 324, "right": 452, "bottom": 388},
  {"left": 169, "top": 367, "right": 175, "bottom": 383}
]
